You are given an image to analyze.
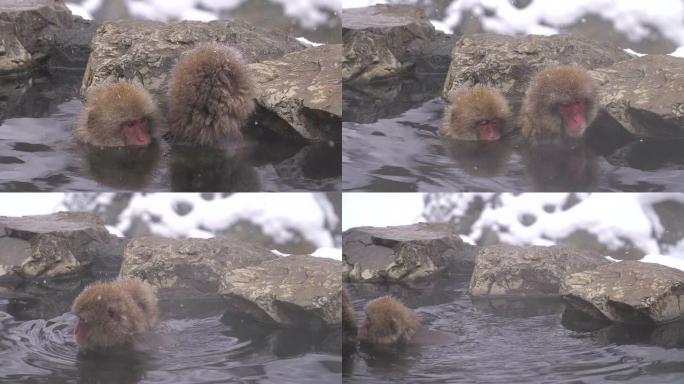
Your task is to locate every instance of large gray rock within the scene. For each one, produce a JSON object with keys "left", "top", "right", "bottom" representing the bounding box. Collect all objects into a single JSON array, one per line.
[
  {"left": 342, "top": 5, "right": 453, "bottom": 83},
  {"left": 0, "top": 0, "right": 95, "bottom": 73},
  {"left": 592, "top": 55, "right": 684, "bottom": 137},
  {"left": 220, "top": 254, "right": 340, "bottom": 329},
  {"left": 441, "top": 34, "right": 631, "bottom": 102},
  {"left": 249, "top": 44, "right": 342, "bottom": 142},
  {"left": 469, "top": 245, "right": 609, "bottom": 297},
  {"left": 80, "top": 20, "right": 303, "bottom": 97},
  {"left": 560, "top": 261, "right": 684, "bottom": 325},
  {"left": 120, "top": 237, "right": 277, "bottom": 294},
  {"left": 343, "top": 223, "right": 476, "bottom": 282},
  {"left": 0, "top": 212, "right": 112, "bottom": 279}
]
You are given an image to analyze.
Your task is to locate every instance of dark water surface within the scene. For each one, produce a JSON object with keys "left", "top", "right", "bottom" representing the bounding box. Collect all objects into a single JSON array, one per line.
[
  {"left": 344, "top": 277, "right": 684, "bottom": 384},
  {"left": 342, "top": 76, "right": 684, "bottom": 192},
  {"left": 0, "top": 295, "right": 341, "bottom": 384},
  {"left": 0, "top": 69, "right": 340, "bottom": 192}
]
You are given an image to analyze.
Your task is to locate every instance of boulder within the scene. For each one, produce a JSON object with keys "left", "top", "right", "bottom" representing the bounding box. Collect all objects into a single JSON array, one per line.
[
  {"left": 441, "top": 34, "right": 631, "bottom": 102},
  {"left": 220, "top": 254, "right": 341, "bottom": 329},
  {"left": 0, "top": 0, "right": 95, "bottom": 74},
  {"left": 591, "top": 55, "right": 684, "bottom": 137},
  {"left": 560, "top": 261, "right": 684, "bottom": 325},
  {"left": 249, "top": 44, "right": 342, "bottom": 142},
  {"left": 79, "top": 20, "right": 328, "bottom": 141},
  {"left": 343, "top": 223, "right": 476, "bottom": 282},
  {"left": 0, "top": 212, "right": 113, "bottom": 280},
  {"left": 342, "top": 4, "right": 454, "bottom": 83},
  {"left": 469, "top": 245, "right": 609, "bottom": 297},
  {"left": 119, "top": 237, "right": 277, "bottom": 294}
]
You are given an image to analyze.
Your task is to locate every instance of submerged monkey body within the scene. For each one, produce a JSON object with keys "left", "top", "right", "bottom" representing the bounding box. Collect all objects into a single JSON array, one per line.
[
  {"left": 75, "top": 81, "right": 161, "bottom": 147},
  {"left": 168, "top": 44, "right": 256, "bottom": 146},
  {"left": 72, "top": 278, "right": 158, "bottom": 349}
]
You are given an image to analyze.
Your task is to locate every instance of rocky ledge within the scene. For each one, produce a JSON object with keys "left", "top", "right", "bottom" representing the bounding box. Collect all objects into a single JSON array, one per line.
[
  {"left": 81, "top": 21, "right": 340, "bottom": 143},
  {"left": 0, "top": 213, "right": 341, "bottom": 331},
  {"left": 343, "top": 223, "right": 477, "bottom": 282},
  {"left": 342, "top": 4, "right": 455, "bottom": 83},
  {"left": 560, "top": 261, "right": 684, "bottom": 326},
  {"left": 469, "top": 245, "right": 609, "bottom": 297},
  {"left": 0, "top": 0, "right": 96, "bottom": 73}
]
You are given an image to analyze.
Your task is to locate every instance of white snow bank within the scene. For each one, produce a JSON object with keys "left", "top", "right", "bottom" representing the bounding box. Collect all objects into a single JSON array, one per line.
[
  {"left": 342, "top": 193, "right": 425, "bottom": 230},
  {"left": 641, "top": 254, "right": 684, "bottom": 272},
  {"left": 0, "top": 193, "right": 65, "bottom": 216},
  {"left": 296, "top": 37, "right": 325, "bottom": 47},
  {"left": 470, "top": 193, "right": 684, "bottom": 256},
  {"left": 442, "top": 0, "right": 684, "bottom": 45},
  {"left": 117, "top": 193, "right": 336, "bottom": 248}
]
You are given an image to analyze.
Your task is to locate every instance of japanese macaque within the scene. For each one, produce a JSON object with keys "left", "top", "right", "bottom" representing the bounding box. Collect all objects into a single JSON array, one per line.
[
  {"left": 520, "top": 65, "right": 599, "bottom": 142},
  {"left": 168, "top": 44, "right": 256, "bottom": 146},
  {"left": 440, "top": 87, "right": 512, "bottom": 142},
  {"left": 358, "top": 296, "right": 420, "bottom": 345},
  {"left": 342, "top": 288, "right": 358, "bottom": 345},
  {"left": 75, "top": 81, "right": 160, "bottom": 147},
  {"left": 72, "top": 278, "right": 159, "bottom": 349}
]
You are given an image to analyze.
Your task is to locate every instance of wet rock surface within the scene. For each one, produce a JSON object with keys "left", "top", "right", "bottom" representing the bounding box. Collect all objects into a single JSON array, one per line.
[
  {"left": 469, "top": 245, "right": 610, "bottom": 297},
  {"left": 0, "top": 0, "right": 95, "bottom": 74},
  {"left": 249, "top": 44, "right": 342, "bottom": 142},
  {"left": 343, "top": 223, "right": 477, "bottom": 282},
  {"left": 560, "top": 261, "right": 684, "bottom": 325},
  {"left": 0, "top": 212, "right": 113, "bottom": 280},
  {"left": 342, "top": 4, "right": 454, "bottom": 83},
  {"left": 221, "top": 254, "right": 341, "bottom": 328},
  {"left": 592, "top": 55, "right": 684, "bottom": 138},
  {"left": 441, "top": 34, "right": 631, "bottom": 103},
  {"left": 119, "top": 236, "right": 277, "bottom": 295}
]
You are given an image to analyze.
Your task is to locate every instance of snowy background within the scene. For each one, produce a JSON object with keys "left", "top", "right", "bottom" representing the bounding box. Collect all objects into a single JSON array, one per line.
[
  {"left": 66, "top": 0, "right": 341, "bottom": 43},
  {"left": 0, "top": 193, "right": 341, "bottom": 260},
  {"left": 343, "top": 192, "right": 684, "bottom": 271},
  {"left": 342, "top": 0, "right": 684, "bottom": 57}
]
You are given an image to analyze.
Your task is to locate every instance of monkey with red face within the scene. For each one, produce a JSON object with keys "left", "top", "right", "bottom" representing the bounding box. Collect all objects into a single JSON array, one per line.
[
  {"left": 520, "top": 65, "right": 599, "bottom": 142},
  {"left": 75, "top": 81, "right": 160, "bottom": 147},
  {"left": 440, "top": 87, "right": 512, "bottom": 142}
]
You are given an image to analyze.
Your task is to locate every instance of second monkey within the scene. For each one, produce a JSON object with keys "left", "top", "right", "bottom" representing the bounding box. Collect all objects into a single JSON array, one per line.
[{"left": 168, "top": 44, "right": 257, "bottom": 146}]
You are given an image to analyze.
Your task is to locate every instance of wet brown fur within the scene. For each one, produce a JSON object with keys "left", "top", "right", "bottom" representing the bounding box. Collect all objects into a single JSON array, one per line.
[
  {"left": 75, "top": 81, "right": 160, "bottom": 147},
  {"left": 342, "top": 288, "right": 357, "bottom": 343},
  {"left": 440, "top": 87, "right": 512, "bottom": 140},
  {"left": 72, "top": 278, "right": 159, "bottom": 349},
  {"left": 168, "top": 44, "right": 256, "bottom": 146},
  {"left": 359, "top": 296, "right": 420, "bottom": 345},
  {"left": 520, "top": 65, "right": 598, "bottom": 140}
]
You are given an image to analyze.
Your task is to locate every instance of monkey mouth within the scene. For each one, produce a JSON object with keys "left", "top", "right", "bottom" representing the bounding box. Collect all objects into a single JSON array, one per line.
[
  {"left": 565, "top": 120, "right": 586, "bottom": 138},
  {"left": 478, "top": 125, "right": 501, "bottom": 142}
]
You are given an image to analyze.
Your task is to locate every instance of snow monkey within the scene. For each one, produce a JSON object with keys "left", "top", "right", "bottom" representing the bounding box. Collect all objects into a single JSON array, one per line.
[
  {"left": 167, "top": 44, "right": 257, "bottom": 146},
  {"left": 440, "top": 87, "right": 512, "bottom": 142},
  {"left": 75, "top": 81, "right": 161, "bottom": 147},
  {"left": 358, "top": 296, "right": 421, "bottom": 345},
  {"left": 520, "top": 65, "right": 599, "bottom": 142},
  {"left": 72, "top": 278, "right": 159, "bottom": 349}
]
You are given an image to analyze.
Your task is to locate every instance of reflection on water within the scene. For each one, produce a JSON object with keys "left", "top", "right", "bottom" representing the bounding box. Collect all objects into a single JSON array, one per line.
[
  {"left": 0, "top": 70, "right": 340, "bottom": 191},
  {"left": 0, "top": 296, "right": 341, "bottom": 384},
  {"left": 343, "top": 78, "right": 684, "bottom": 192},
  {"left": 344, "top": 278, "right": 684, "bottom": 383}
]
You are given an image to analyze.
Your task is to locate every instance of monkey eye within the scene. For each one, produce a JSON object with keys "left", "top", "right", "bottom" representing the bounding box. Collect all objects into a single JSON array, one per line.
[
  {"left": 477, "top": 120, "right": 490, "bottom": 126},
  {"left": 107, "top": 308, "right": 116, "bottom": 319}
]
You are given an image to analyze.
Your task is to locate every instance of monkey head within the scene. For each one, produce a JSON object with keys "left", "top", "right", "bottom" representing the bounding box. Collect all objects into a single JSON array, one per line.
[
  {"left": 358, "top": 296, "right": 420, "bottom": 345},
  {"left": 76, "top": 81, "right": 161, "bottom": 147},
  {"left": 441, "top": 87, "right": 512, "bottom": 142}
]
